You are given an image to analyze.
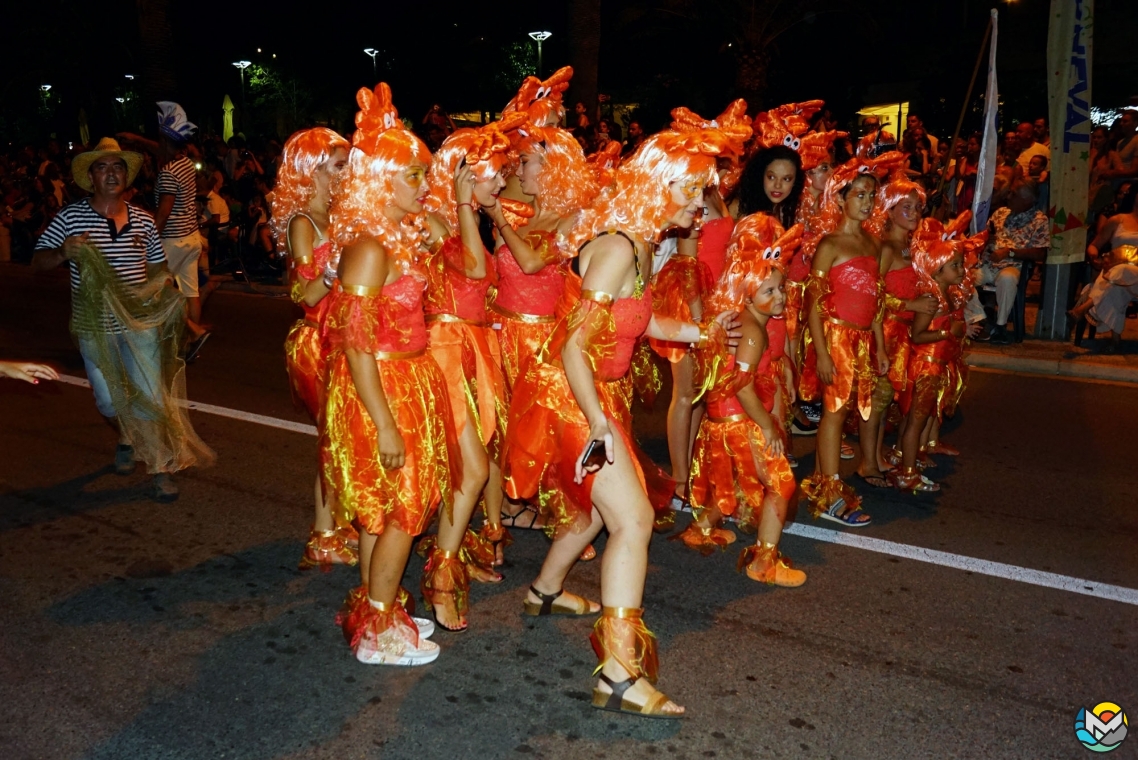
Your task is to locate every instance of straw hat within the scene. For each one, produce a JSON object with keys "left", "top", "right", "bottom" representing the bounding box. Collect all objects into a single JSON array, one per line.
[{"left": 72, "top": 137, "right": 143, "bottom": 192}]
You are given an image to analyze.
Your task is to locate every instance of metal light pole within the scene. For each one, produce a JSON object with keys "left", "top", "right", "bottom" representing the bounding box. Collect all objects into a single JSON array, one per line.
[
  {"left": 232, "top": 61, "right": 251, "bottom": 133},
  {"left": 364, "top": 48, "right": 378, "bottom": 79},
  {"left": 528, "top": 31, "right": 551, "bottom": 77}
]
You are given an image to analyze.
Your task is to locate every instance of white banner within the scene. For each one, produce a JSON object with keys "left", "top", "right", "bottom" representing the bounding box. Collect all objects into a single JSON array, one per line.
[
  {"left": 971, "top": 9, "right": 999, "bottom": 235},
  {"left": 1046, "top": 0, "right": 1093, "bottom": 265}
]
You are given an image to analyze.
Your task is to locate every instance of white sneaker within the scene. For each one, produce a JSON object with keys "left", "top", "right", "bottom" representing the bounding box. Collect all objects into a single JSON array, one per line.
[
  {"left": 413, "top": 616, "right": 435, "bottom": 639},
  {"left": 355, "top": 627, "right": 440, "bottom": 666}
]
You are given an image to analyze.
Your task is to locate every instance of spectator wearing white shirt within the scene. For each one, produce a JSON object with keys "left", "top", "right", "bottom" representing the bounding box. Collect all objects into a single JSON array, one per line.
[{"left": 1015, "top": 121, "right": 1050, "bottom": 175}]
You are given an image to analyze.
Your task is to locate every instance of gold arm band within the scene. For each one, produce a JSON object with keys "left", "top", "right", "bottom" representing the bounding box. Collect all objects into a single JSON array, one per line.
[{"left": 581, "top": 289, "right": 615, "bottom": 306}]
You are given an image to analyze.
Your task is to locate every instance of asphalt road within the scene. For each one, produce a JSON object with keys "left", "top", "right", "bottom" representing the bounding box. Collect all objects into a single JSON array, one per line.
[{"left": 1, "top": 266, "right": 1136, "bottom": 760}]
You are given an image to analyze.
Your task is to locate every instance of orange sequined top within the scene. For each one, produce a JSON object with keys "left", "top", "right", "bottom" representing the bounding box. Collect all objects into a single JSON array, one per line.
[
  {"left": 424, "top": 236, "right": 495, "bottom": 323},
  {"left": 494, "top": 229, "right": 564, "bottom": 316},
  {"left": 291, "top": 240, "right": 335, "bottom": 324},
  {"left": 324, "top": 269, "right": 429, "bottom": 355},
  {"left": 827, "top": 255, "right": 881, "bottom": 328}
]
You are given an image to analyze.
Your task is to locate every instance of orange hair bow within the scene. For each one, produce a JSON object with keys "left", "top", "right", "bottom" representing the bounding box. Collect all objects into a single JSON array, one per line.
[
  {"left": 662, "top": 129, "right": 732, "bottom": 157},
  {"left": 465, "top": 112, "right": 528, "bottom": 165},
  {"left": 670, "top": 100, "right": 753, "bottom": 157},
  {"left": 798, "top": 130, "right": 848, "bottom": 171},
  {"left": 352, "top": 82, "right": 403, "bottom": 156},
  {"left": 503, "top": 66, "right": 574, "bottom": 127},
  {"left": 754, "top": 100, "right": 824, "bottom": 151}
]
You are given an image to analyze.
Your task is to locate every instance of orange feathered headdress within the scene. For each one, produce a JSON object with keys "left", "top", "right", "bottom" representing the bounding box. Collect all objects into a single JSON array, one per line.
[
  {"left": 670, "top": 100, "right": 753, "bottom": 158},
  {"left": 352, "top": 83, "right": 406, "bottom": 156},
  {"left": 503, "top": 66, "right": 573, "bottom": 127}
]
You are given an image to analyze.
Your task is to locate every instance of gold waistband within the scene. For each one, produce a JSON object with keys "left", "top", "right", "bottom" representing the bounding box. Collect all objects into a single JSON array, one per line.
[
  {"left": 708, "top": 412, "right": 748, "bottom": 423},
  {"left": 828, "top": 316, "right": 872, "bottom": 331},
  {"left": 302, "top": 319, "right": 320, "bottom": 331},
  {"left": 885, "top": 312, "right": 913, "bottom": 326},
  {"left": 341, "top": 283, "right": 383, "bottom": 297},
  {"left": 490, "top": 302, "right": 556, "bottom": 323},
  {"left": 425, "top": 313, "right": 485, "bottom": 326},
  {"left": 374, "top": 348, "right": 427, "bottom": 361},
  {"left": 914, "top": 355, "right": 949, "bottom": 367}
]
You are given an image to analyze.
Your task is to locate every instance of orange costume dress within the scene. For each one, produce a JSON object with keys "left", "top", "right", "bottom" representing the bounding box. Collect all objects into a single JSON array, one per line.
[
  {"left": 697, "top": 216, "right": 734, "bottom": 282},
  {"left": 688, "top": 352, "right": 797, "bottom": 532},
  {"left": 880, "top": 262, "right": 919, "bottom": 403},
  {"left": 798, "top": 254, "right": 883, "bottom": 422},
  {"left": 649, "top": 254, "right": 714, "bottom": 362},
  {"left": 417, "top": 236, "right": 507, "bottom": 596},
  {"left": 754, "top": 314, "right": 792, "bottom": 436},
  {"left": 284, "top": 239, "right": 334, "bottom": 420},
  {"left": 492, "top": 229, "right": 565, "bottom": 390},
  {"left": 900, "top": 308, "right": 966, "bottom": 421}
]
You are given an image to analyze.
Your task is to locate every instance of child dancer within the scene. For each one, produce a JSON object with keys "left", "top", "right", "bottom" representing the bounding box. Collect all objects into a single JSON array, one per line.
[{"left": 683, "top": 213, "right": 805, "bottom": 586}]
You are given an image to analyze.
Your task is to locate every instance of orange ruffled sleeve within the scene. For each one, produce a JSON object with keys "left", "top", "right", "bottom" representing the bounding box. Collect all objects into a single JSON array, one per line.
[{"left": 542, "top": 294, "right": 617, "bottom": 375}]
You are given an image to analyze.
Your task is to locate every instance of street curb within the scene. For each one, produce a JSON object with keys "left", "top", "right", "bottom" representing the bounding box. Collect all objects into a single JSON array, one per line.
[{"left": 966, "top": 350, "right": 1138, "bottom": 384}]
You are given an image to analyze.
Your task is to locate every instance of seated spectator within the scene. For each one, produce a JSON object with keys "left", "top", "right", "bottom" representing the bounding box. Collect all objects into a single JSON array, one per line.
[
  {"left": 1103, "top": 109, "right": 1138, "bottom": 182},
  {"left": 622, "top": 120, "right": 645, "bottom": 156},
  {"left": 1073, "top": 183, "right": 1138, "bottom": 350},
  {"left": 1015, "top": 120, "right": 1050, "bottom": 175},
  {"left": 972, "top": 181, "right": 1050, "bottom": 344}
]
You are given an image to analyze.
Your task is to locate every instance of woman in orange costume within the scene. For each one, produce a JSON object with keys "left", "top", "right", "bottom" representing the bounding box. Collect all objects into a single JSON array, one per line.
[
  {"left": 653, "top": 102, "right": 751, "bottom": 512},
  {"left": 893, "top": 215, "right": 985, "bottom": 491},
  {"left": 859, "top": 175, "right": 938, "bottom": 485},
  {"left": 503, "top": 130, "right": 739, "bottom": 719},
  {"left": 324, "top": 83, "right": 459, "bottom": 666},
  {"left": 683, "top": 214, "right": 804, "bottom": 586},
  {"left": 273, "top": 128, "right": 357, "bottom": 569},
  {"left": 797, "top": 158, "right": 893, "bottom": 526},
  {"left": 416, "top": 116, "right": 524, "bottom": 631}
]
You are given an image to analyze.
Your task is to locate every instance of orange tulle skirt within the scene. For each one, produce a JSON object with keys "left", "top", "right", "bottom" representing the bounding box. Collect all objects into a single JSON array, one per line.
[
  {"left": 492, "top": 310, "right": 555, "bottom": 393},
  {"left": 284, "top": 321, "right": 325, "bottom": 422},
  {"left": 688, "top": 415, "right": 797, "bottom": 530},
  {"left": 799, "top": 319, "right": 878, "bottom": 421},
  {"left": 427, "top": 320, "right": 505, "bottom": 452},
  {"left": 503, "top": 365, "right": 672, "bottom": 537},
  {"left": 323, "top": 351, "right": 459, "bottom": 537}
]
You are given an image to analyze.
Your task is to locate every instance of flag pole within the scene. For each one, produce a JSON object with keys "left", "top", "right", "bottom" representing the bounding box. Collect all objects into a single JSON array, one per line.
[{"left": 935, "top": 16, "right": 994, "bottom": 198}]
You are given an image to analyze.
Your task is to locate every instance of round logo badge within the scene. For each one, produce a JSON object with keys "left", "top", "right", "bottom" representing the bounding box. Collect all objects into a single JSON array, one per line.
[{"left": 1075, "top": 702, "right": 1128, "bottom": 753}]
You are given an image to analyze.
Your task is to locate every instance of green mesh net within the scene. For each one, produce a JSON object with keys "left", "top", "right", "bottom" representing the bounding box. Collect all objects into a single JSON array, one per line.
[{"left": 70, "top": 242, "right": 215, "bottom": 474}]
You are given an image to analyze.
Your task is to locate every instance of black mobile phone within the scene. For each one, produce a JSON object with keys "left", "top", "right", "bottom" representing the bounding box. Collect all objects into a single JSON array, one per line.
[{"left": 582, "top": 439, "right": 607, "bottom": 470}]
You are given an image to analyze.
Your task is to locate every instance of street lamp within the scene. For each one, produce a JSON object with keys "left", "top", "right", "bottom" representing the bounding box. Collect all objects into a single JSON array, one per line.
[
  {"left": 364, "top": 48, "right": 378, "bottom": 78},
  {"left": 528, "top": 31, "right": 551, "bottom": 77},
  {"left": 232, "top": 60, "right": 251, "bottom": 102}
]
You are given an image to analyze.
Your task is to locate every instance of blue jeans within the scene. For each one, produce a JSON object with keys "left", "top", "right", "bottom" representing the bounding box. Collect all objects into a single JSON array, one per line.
[{"left": 77, "top": 328, "right": 163, "bottom": 420}]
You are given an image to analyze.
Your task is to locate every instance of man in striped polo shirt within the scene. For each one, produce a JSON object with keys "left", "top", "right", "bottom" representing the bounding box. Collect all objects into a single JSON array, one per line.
[
  {"left": 121, "top": 102, "right": 210, "bottom": 359},
  {"left": 33, "top": 138, "right": 192, "bottom": 501}
]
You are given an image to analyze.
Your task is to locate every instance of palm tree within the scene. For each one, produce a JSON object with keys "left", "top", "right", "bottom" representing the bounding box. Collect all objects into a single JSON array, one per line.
[
  {"left": 135, "top": 0, "right": 179, "bottom": 120},
  {"left": 567, "top": 0, "right": 601, "bottom": 122}
]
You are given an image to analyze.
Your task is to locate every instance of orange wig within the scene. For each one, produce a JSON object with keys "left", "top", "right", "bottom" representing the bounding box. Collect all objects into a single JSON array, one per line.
[
  {"left": 502, "top": 66, "right": 573, "bottom": 128},
  {"left": 330, "top": 83, "right": 432, "bottom": 274},
  {"left": 569, "top": 130, "right": 727, "bottom": 251},
  {"left": 270, "top": 127, "right": 350, "bottom": 251},
  {"left": 424, "top": 112, "right": 527, "bottom": 232},
  {"left": 706, "top": 212, "right": 803, "bottom": 314},
  {"left": 865, "top": 173, "right": 927, "bottom": 238},
  {"left": 516, "top": 123, "right": 600, "bottom": 218},
  {"left": 911, "top": 212, "right": 988, "bottom": 311}
]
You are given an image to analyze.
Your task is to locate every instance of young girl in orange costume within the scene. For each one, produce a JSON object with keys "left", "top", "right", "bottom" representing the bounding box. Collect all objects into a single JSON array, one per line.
[
  {"left": 502, "top": 129, "right": 741, "bottom": 719},
  {"left": 858, "top": 175, "right": 938, "bottom": 485},
  {"left": 682, "top": 214, "right": 805, "bottom": 585},
  {"left": 653, "top": 101, "right": 751, "bottom": 512},
  {"left": 415, "top": 116, "right": 525, "bottom": 631},
  {"left": 893, "top": 215, "right": 986, "bottom": 491},
  {"left": 797, "top": 156, "right": 901, "bottom": 526},
  {"left": 324, "top": 84, "right": 459, "bottom": 666},
  {"left": 273, "top": 127, "right": 358, "bottom": 569}
]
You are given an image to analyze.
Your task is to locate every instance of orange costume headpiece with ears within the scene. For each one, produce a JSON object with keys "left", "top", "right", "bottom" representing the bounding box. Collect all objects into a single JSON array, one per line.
[
  {"left": 798, "top": 151, "right": 905, "bottom": 260},
  {"left": 503, "top": 66, "right": 573, "bottom": 128},
  {"left": 910, "top": 211, "right": 989, "bottom": 310},
  {"left": 586, "top": 139, "right": 623, "bottom": 188},
  {"left": 271, "top": 127, "right": 350, "bottom": 252},
  {"left": 671, "top": 100, "right": 754, "bottom": 197},
  {"left": 515, "top": 121, "right": 601, "bottom": 219},
  {"left": 754, "top": 100, "right": 844, "bottom": 172},
  {"left": 707, "top": 212, "right": 804, "bottom": 314},
  {"left": 570, "top": 129, "right": 730, "bottom": 251},
  {"left": 330, "top": 82, "right": 432, "bottom": 273},
  {"left": 424, "top": 112, "right": 528, "bottom": 232}
]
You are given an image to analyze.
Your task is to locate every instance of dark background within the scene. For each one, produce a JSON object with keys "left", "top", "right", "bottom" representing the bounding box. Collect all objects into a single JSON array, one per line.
[{"left": 3, "top": 0, "right": 1136, "bottom": 146}]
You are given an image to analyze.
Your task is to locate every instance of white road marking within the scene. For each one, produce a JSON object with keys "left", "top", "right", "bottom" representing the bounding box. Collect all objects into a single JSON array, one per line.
[
  {"left": 783, "top": 523, "right": 1138, "bottom": 607},
  {"left": 55, "top": 373, "right": 1138, "bottom": 606},
  {"left": 56, "top": 373, "right": 317, "bottom": 436}
]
